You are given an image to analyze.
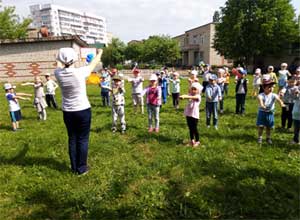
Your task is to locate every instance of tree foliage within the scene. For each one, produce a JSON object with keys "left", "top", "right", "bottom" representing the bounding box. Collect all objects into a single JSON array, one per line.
[
  {"left": 102, "top": 38, "right": 126, "bottom": 67},
  {"left": 0, "top": 6, "right": 32, "bottom": 39},
  {"left": 213, "top": 0, "right": 298, "bottom": 65},
  {"left": 142, "top": 35, "right": 180, "bottom": 65},
  {"left": 124, "top": 41, "right": 144, "bottom": 63},
  {"left": 103, "top": 35, "right": 181, "bottom": 67}
]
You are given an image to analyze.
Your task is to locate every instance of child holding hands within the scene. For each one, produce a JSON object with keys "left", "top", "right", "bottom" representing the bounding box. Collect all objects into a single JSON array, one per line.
[{"left": 180, "top": 82, "right": 203, "bottom": 147}]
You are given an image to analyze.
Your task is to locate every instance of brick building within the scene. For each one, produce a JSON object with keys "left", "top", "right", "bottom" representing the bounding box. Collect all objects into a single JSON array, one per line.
[
  {"left": 0, "top": 36, "right": 88, "bottom": 82},
  {"left": 173, "top": 22, "right": 233, "bottom": 67}
]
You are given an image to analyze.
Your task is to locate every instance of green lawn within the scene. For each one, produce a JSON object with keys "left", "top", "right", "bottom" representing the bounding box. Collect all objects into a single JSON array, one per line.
[{"left": 0, "top": 76, "right": 299, "bottom": 219}]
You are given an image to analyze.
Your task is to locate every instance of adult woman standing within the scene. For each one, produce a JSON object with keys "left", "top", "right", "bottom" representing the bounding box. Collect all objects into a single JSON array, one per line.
[{"left": 55, "top": 48, "right": 102, "bottom": 175}]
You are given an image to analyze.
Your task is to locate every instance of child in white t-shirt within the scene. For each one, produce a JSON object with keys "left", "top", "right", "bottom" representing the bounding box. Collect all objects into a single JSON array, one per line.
[
  {"left": 278, "top": 63, "right": 291, "bottom": 90},
  {"left": 256, "top": 78, "right": 285, "bottom": 144},
  {"left": 128, "top": 68, "right": 144, "bottom": 114},
  {"left": 22, "top": 76, "right": 48, "bottom": 120},
  {"left": 252, "top": 68, "right": 262, "bottom": 98},
  {"left": 169, "top": 72, "right": 181, "bottom": 109},
  {"left": 45, "top": 73, "right": 58, "bottom": 109},
  {"left": 4, "top": 83, "right": 31, "bottom": 131}
]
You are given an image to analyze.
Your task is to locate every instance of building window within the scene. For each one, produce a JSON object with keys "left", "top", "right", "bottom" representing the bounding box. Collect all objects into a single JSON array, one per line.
[
  {"left": 200, "top": 35, "right": 205, "bottom": 45},
  {"left": 193, "top": 35, "right": 198, "bottom": 44}
]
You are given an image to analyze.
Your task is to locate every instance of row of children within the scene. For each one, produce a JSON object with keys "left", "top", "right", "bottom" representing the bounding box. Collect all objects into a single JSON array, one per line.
[{"left": 4, "top": 62, "right": 300, "bottom": 147}]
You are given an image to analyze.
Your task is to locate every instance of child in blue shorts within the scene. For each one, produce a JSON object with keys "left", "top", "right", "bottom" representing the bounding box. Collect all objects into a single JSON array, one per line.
[
  {"left": 256, "top": 78, "right": 285, "bottom": 144},
  {"left": 4, "top": 83, "right": 31, "bottom": 131}
]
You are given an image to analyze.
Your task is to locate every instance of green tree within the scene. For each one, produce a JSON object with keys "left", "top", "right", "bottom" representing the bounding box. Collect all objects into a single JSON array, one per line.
[
  {"left": 124, "top": 41, "right": 144, "bottom": 63},
  {"left": 102, "top": 38, "right": 126, "bottom": 67},
  {"left": 213, "top": 10, "right": 221, "bottom": 23},
  {"left": 213, "top": 0, "right": 298, "bottom": 66},
  {"left": 0, "top": 6, "right": 32, "bottom": 39},
  {"left": 142, "top": 35, "right": 180, "bottom": 65}
]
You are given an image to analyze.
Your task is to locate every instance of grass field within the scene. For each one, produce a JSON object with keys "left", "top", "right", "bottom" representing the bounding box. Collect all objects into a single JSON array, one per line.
[{"left": 0, "top": 76, "right": 299, "bottom": 219}]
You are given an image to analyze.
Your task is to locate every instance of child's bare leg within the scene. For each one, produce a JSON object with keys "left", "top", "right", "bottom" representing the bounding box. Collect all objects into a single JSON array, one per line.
[
  {"left": 258, "top": 126, "right": 264, "bottom": 143},
  {"left": 42, "top": 109, "right": 47, "bottom": 120},
  {"left": 16, "top": 121, "right": 19, "bottom": 129},
  {"left": 12, "top": 122, "right": 17, "bottom": 131},
  {"left": 266, "top": 127, "right": 271, "bottom": 139}
]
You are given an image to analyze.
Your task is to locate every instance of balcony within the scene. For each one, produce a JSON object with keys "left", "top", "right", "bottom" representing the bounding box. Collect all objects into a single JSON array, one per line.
[{"left": 181, "top": 44, "right": 200, "bottom": 51}]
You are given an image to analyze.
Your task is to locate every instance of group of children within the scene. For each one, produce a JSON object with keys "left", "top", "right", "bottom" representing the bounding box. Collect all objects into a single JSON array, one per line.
[
  {"left": 3, "top": 63, "right": 300, "bottom": 147},
  {"left": 3, "top": 74, "right": 58, "bottom": 131}
]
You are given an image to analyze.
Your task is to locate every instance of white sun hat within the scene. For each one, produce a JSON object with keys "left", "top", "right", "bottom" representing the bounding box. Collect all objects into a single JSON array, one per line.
[
  {"left": 149, "top": 74, "right": 158, "bottom": 81},
  {"left": 56, "top": 48, "right": 78, "bottom": 65}
]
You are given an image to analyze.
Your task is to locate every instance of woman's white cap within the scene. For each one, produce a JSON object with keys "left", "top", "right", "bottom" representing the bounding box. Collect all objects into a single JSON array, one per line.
[
  {"left": 56, "top": 48, "right": 78, "bottom": 65},
  {"left": 173, "top": 72, "right": 179, "bottom": 76},
  {"left": 149, "top": 74, "right": 158, "bottom": 81}
]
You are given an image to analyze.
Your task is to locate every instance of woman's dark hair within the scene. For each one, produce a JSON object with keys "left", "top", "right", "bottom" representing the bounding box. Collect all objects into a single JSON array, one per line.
[{"left": 64, "top": 60, "right": 74, "bottom": 68}]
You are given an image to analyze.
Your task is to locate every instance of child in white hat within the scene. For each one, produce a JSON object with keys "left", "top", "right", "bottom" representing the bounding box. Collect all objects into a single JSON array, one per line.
[
  {"left": 252, "top": 68, "right": 262, "bottom": 98},
  {"left": 188, "top": 70, "right": 199, "bottom": 92},
  {"left": 4, "top": 83, "right": 31, "bottom": 131},
  {"left": 278, "top": 63, "right": 291, "bottom": 90},
  {"left": 180, "top": 82, "right": 203, "bottom": 147},
  {"left": 110, "top": 75, "right": 126, "bottom": 133},
  {"left": 22, "top": 76, "right": 48, "bottom": 120},
  {"left": 45, "top": 73, "right": 58, "bottom": 109},
  {"left": 205, "top": 74, "right": 222, "bottom": 129},
  {"left": 256, "top": 78, "right": 285, "bottom": 144},
  {"left": 128, "top": 68, "right": 144, "bottom": 114},
  {"left": 169, "top": 72, "right": 181, "bottom": 110},
  {"left": 142, "top": 74, "right": 162, "bottom": 133}
]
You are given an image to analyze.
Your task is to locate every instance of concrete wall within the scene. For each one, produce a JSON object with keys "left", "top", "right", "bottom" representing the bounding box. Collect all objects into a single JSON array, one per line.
[{"left": 0, "top": 40, "right": 85, "bottom": 82}]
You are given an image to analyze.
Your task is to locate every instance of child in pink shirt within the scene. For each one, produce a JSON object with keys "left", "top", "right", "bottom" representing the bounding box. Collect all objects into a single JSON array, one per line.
[
  {"left": 142, "top": 74, "right": 162, "bottom": 133},
  {"left": 180, "top": 82, "right": 203, "bottom": 147}
]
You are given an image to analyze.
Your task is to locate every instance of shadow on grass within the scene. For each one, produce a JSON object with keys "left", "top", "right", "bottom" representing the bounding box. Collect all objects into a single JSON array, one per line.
[
  {"left": 16, "top": 189, "right": 83, "bottom": 220},
  {"left": 0, "top": 144, "right": 69, "bottom": 172}
]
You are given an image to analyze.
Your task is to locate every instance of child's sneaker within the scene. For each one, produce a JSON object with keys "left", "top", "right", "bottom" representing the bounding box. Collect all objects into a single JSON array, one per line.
[
  {"left": 148, "top": 127, "right": 153, "bottom": 133},
  {"left": 154, "top": 128, "right": 159, "bottom": 133},
  {"left": 112, "top": 127, "right": 117, "bottom": 133},
  {"left": 257, "top": 137, "right": 262, "bottom": 144},
  {"left": 266, "top": 138, "right": 272, "bottom": 144},
  {"left": 193, "top": 141, "right": 200, "bottom": 147},
  {"left": 214, "top": 126, "right": 218, "bottom": 130},
  {"left": 207, "top": 125, "right": 210, "bottom": 128},
  {"left": 121, "top": 129, "right": 126, "bottom": 134}
]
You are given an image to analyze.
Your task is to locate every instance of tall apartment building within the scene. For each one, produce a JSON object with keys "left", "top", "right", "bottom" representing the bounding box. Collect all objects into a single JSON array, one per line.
[
  {"left": 173, "top": 22, "right": 232, "bottom": 67},
  {"left": 29, "top": 4, "right": 107, "bottom": 45}
]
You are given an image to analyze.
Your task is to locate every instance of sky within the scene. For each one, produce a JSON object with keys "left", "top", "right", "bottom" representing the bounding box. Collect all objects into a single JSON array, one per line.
[{"left": 2, "top": 0, "right": 300, "bottom": 43}]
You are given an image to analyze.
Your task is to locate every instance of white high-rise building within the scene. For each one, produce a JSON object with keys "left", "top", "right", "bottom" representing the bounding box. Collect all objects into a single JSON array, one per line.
[{"left": 30, "top": 4, "right": 107, "bottom": 45}]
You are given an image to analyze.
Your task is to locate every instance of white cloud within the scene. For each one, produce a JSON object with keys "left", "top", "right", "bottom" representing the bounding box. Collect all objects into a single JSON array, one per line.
[{"left": 2, "top": 0, "right": 300, "bottom": 43}]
